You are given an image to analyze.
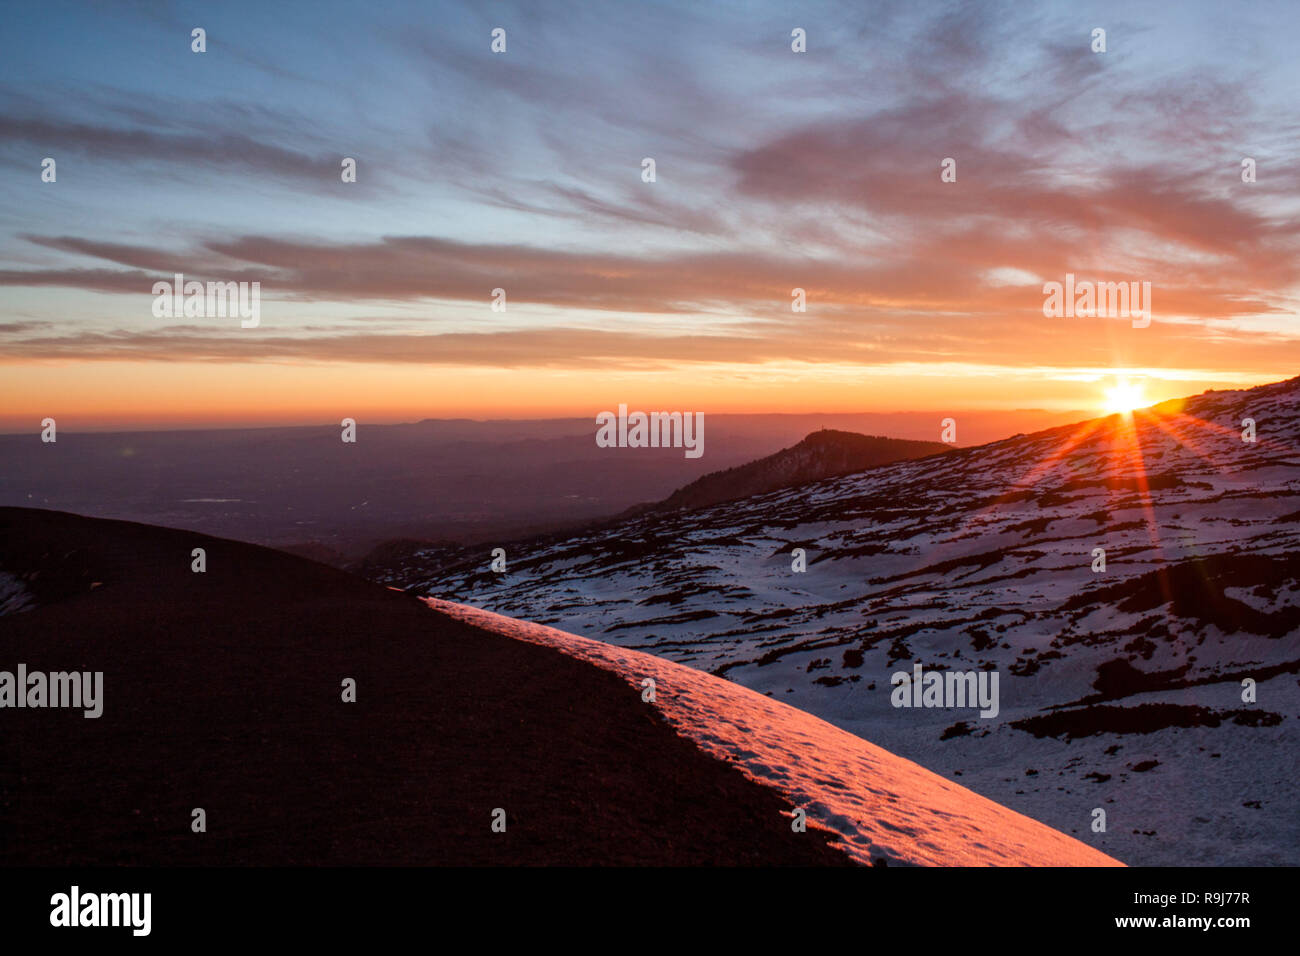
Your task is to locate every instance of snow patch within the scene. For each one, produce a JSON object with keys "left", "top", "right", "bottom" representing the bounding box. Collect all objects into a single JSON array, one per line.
[{"left": 426, "top": 598, "right": 1123, "bottom": 867}]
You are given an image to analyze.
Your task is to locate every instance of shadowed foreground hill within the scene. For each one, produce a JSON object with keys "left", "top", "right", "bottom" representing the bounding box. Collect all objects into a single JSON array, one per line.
[
  {"left": 0, "top": 507, "right": 851, "bottom": 865},
  {"left": 0, "top": 508, "right": 1120, "bottom": 867}
]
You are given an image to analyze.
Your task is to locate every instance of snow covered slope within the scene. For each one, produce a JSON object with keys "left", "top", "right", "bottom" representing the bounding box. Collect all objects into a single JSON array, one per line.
[
  {"left": 390, "top": 378, "right": 1300, "bottom": 865},
  {"left": 427, "top": 599, "right": 1121, "bottom": 866}
]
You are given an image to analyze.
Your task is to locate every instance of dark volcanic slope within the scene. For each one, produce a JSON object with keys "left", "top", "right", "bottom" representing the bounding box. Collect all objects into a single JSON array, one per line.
[
  {"left": 0, "top": 507, "right": 851, "bottom": 866},
  {"left": 649, "top": 429, "right": 952, "bottom": 513}
]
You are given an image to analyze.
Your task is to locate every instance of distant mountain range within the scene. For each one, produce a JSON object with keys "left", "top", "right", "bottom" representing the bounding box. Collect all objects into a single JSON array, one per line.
[
  {"left": 376, "top": 376, "right": 1300, "bottom": 866},
  {"left": 0, "top": 409, "right": 1087, "bottom": 561}
]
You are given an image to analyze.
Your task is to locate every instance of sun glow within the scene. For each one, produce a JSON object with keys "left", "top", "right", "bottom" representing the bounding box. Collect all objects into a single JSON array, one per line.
[{"left": 1103, "top": 379, "right": 1147, "bottom": 415}]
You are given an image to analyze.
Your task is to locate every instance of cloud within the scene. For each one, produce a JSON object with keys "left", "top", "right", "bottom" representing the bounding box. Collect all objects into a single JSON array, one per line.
[
  {"left": 4, "top": 220, "right": 1293, "bottom": 327},
  {"left": 2, "top": 0, "right": 1298, "bottom": 382},
  {"left": 1, "top": 303, "right": 1296, "bottom": 376},
  {"left": 0, "top": 115, "right": 344, "bottom": 186}
]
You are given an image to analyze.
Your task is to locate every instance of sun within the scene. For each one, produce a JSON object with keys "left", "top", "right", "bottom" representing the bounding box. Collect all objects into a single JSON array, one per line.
[{"left": 1103, "top": 379, "right": 1147, "bottom": 415}]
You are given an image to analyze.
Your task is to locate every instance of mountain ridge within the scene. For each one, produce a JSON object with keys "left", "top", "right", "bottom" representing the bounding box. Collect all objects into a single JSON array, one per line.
[{"left": 633, "top": 429, "right": 953, "bottom": 515}]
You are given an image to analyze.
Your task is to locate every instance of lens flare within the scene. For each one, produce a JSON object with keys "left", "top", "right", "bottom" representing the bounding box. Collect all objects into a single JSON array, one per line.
[{"left": 1103, "top": 380, "right": 1147, "bottom": 415}]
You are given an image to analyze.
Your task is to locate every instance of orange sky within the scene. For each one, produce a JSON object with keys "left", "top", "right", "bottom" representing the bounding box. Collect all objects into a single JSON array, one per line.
[
  {"left": 0, "top": 358, "right": 1275, "bottom": 432},
  {"left": 3, "top": 2, "right": 1298, "bottom": 433}
]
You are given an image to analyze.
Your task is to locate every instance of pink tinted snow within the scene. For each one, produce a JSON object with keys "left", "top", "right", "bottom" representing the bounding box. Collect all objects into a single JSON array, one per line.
[{"left": 425, "top": 598, "right": 1123, "bottom": 867}]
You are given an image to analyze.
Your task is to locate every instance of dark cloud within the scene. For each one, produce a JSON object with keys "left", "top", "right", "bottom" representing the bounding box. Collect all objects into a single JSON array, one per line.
[{"left": 0, "top": 116, "right": 344, "bottom": 185}]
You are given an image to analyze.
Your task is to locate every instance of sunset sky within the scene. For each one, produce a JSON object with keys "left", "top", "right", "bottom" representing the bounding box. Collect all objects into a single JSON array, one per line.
[{"left": 2, "top": 0, "right": 1298, "bottom": 431}]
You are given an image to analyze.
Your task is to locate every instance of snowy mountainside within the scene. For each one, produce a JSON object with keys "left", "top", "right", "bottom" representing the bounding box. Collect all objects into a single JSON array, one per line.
[{"left": 385, "top": 378, "right": 1300, "bottom": 865}]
